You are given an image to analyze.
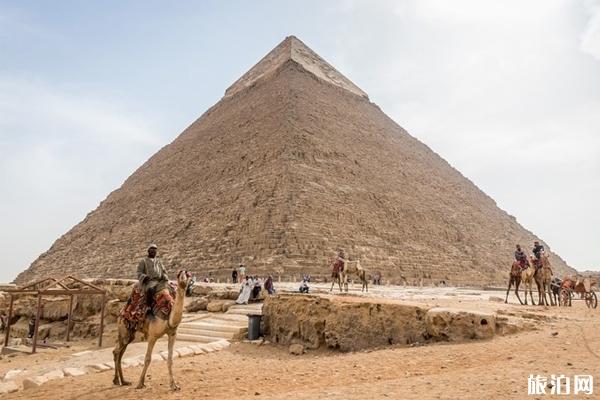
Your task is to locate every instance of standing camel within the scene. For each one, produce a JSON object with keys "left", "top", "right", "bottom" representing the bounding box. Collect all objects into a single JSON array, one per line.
[
  {"left": 534, "top": 253, "right": 555, "bottom": 306},
  {"left": 520, "top": 262, "right": 536, "bottom": 305},
  {"left": 505, "top": 261, "right": 523, "bottom": 304},
  {"left": 339, "top": 259, "right": 368, "bottom": 292},
  {"left": 113, "top": 270, "right": 191, "bottom": 390}
]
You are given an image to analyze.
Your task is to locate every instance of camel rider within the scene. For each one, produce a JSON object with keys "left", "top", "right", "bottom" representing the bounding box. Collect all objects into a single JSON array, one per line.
[
  {"left": 514, "top": 244, "right": 528, "bottom": 270},
  {"left": 333, "top": 249, "right": 346, "bottom": 276},
  {"left": 137, "top": 244, "right": 170, "bottom": 307},
  {"left": 533, "top": 241, "right": 545, "bottom": 260}
]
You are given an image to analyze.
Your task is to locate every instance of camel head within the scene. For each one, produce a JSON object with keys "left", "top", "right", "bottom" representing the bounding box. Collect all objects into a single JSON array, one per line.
[{"left": 176, "top": 270, "right": 192, "bottom": 290}]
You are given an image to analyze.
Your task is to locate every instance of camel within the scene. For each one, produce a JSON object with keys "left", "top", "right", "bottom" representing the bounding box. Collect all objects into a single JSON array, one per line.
[
  {"left": 520, "top": 262, "right": 536, "bottom": 305},
  {"left": 504, "top": 261, "right": 523, "bottom": 304},
  {"left": 339, "top": 259, "right": 368, "bottom": 292},
  {"left": 533, "top": 253, "right": 555, "bottom": 306},
  {"left": 330, "top": 272, "right": 342, "bottom": 292},
  {"left": 113, "top": 270, "right": 191, "bottom": 391}
]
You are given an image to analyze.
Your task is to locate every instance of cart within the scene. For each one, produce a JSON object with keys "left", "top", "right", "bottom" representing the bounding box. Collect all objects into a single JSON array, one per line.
[{"left": 559, "top": 277, "right": 597, "bottom": 309}]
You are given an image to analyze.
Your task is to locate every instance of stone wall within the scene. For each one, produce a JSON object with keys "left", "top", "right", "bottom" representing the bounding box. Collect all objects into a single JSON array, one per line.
[{"left": 263, "top": 294, "right": 506, "bottom": 352}]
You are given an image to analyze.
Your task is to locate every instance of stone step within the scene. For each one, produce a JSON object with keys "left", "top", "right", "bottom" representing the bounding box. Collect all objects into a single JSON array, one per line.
[
  {"left": 226, "top": 305, "right": 263, "bottom": 316},
  {"left": 176, "top": 333, "right": 221, "bottom": 343},
  {"left": 212, "top": 313, "right": 250, "bottom": 322},
  {"left": 177, "top": 328, "right": 239, "bottom": 339},
  {"left": 180, "top": 321, "right": 245, "bottom": 333}
]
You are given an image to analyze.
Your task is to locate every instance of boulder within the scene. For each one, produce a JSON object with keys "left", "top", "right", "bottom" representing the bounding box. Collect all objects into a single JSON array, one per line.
[
  {"left": 206, "top": 299, "right": 236, "bottom": 312},
  {"left": 289, "top": 344, "right": 304, "bottom": 355},
  {"left": 425, "top": 307, "right": 496, "bottom": 341},
  {"left": 42, "top": 369, "right": 65, "bottom": 381},
  {"left": 0, "top": 381, "right": 19, "bottom": 394},
  {"left": 185, "top": 297, "right": 208, "bottom": 312},
  {"left": 3, "top": 369, "right": 24, "bottom": 381},
  {"left": 23, "top": 376, "right": 49, "bottom": 389}
]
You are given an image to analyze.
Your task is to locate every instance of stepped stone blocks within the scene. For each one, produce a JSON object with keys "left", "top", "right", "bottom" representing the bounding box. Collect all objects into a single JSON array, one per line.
[{"left": 15, "top": 36, "right": 574, "bottom": 287}]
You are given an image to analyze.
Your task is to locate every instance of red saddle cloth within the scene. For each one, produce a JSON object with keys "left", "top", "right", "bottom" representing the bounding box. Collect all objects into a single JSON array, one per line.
[
  {"left": 331, "top": 259, "right": 344, "bottom": 277},
  {"left": 120, "top": 283, "right": 146, "bottom": 330},
  {"left": 120, "top": 282, "right": 177, "bottom": 329}
]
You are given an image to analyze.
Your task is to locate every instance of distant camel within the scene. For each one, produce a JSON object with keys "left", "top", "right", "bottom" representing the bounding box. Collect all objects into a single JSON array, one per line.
[
  {"left": 113, "top": 270, "right": 191, "bottom": 391},
  {"left": 339, "top": 259, "right": 368, "bottom": 292},
  {"left": 505, "top": 261, "right": 523, "bottom": 304},
  {"left": 533, "top": 253, "right": 554, "bottom": 306}
]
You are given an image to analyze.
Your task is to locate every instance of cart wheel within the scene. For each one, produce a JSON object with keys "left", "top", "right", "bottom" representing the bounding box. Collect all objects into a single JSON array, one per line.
[
  {"left": 585, "top": 291, "right": 597, "bottom": 309},
  {"left": 560, "top": 289, "right": 571, "bottom": 307}
]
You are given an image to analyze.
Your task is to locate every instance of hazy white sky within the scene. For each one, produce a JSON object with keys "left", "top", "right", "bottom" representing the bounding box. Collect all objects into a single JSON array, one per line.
[{"left": 1, "top": 0, "right": 599, "bottom": 282}]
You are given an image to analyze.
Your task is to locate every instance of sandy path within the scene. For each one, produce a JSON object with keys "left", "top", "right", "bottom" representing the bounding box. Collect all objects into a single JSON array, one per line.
[{"left": 4, "top": 303, "right": 599, "bottom": 400}]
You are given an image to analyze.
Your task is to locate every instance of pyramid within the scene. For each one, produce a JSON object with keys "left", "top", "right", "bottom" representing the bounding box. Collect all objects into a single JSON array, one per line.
[{"left": 16, "top": 36, "right": 574, "bottom": 285}]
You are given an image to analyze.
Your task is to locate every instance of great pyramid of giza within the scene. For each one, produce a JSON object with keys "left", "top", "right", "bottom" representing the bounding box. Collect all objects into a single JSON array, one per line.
[{"left": 15, "top": 36, "right": 575, "bottom": 285}]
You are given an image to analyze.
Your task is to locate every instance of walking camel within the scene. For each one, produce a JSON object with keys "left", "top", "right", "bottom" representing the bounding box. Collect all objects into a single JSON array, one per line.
[
  {"left": 520, "top": 261, "right": 537, "bottom": 305},
  {"left": 113, "top": 270, "right": 191, "bottom": 390}
]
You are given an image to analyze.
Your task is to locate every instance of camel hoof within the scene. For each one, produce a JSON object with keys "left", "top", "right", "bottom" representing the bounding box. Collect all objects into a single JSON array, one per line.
[
  {"left": 171, "top": 383, "right": 181, "bottom": 391},
  {"left": 135, "top": 383, "right": 145, "bottom": 389}
]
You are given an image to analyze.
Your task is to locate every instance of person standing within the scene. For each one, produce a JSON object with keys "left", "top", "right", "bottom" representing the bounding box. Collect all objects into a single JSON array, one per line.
[
  {"left": 232, "top": 268, "right": 238, "bottom": 284},
  {"left": 238, "top": 264, "right": 246, "bottom": 282}
]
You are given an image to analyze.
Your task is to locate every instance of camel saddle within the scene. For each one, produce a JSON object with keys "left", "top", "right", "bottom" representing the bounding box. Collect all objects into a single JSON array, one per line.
[
  {"left": 120, "top": 282, "right": 177, "bottom": 330},
  {"left": 332, "top": 259, "right": 344, "bottom": 278}
]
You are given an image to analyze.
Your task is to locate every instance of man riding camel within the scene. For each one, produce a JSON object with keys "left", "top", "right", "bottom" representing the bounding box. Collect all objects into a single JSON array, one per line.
[
  {"left": 137, "top": 244, "right": 170, "bottom": 309},
  {"left": 514, "top": 244, "right": 528, "bottom": 270},
  {"left": 532, "top": 241, "right": 545, "bottom": 269},
  {"left": 332, "top": 249, "right": 346, "bottom": 277}
]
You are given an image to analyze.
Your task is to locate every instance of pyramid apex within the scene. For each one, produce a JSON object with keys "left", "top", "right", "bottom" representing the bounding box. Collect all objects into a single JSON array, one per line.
[{"left": 224, "top": 36, "right": 368, "bottom": 99}]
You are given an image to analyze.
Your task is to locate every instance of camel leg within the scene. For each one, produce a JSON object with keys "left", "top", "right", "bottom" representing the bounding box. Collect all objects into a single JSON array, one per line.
[
  {"left": 505, "top": 279, "right": 512, "bottom": 303},
  {"left": 514, "top": 280, "right": 523, "bottom": 305},
  {"left": 167, "top": 333, "right": 180, "bottom": 391},
  {"left": 113, "top": 324, "right": 134, "bottom": 386},
  {"left": 136, "top": 334, "right": 158, "bottom": 389},
  {"left": 522, "top": 283, "right": 528, "bottom": 305},
  {"left": 529, "top": 284, "right": 536, "bottom": 306}
]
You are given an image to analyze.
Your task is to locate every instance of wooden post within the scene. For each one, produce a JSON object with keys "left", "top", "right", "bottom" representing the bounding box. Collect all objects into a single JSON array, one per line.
[
  {"left": 98, "top": 293, "right": 106, "bottom": 348},
  {"left": 32, "top": 294, "right": 42, "bottom": 354},
  {"left": 66, "top": 294, "right": 74, "bottom": 342},
  {"left": 3, "top": 294, "right": 14, "bottom": 347}
]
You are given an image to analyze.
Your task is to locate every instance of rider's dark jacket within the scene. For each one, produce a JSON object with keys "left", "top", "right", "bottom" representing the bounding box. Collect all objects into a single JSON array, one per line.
[{"left": 533, "top": 244, "right": 545, "bottom": 259}]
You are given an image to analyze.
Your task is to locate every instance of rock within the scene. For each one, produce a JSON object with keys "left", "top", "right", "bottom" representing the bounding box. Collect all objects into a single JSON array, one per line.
[
  {"left": 87, "top": 363, "right": 111, "bottom": 372},
  {"left": 122, "top": 357, "right": 141, "bottom": 368},
  {"left": 185, "top": 297, "right": 208, "bottom": 312},
  {"left": 263, "top": 294, "right": 429, "bottom": 351},
  {"left": 189, "top": 344, "right": 206, "bottom": 355},
  {"left": 23, "top": 376, "right": 49, "bottom": 389},
  {"left": 103, "top": 361, "right": 115, "bottom": 370},
  {"left": 0, "top": 381, "right": 19, "bottom": 394},
  {"left": 43, "top": 369, "right": 65, "bottom": 381},
  {"left": 176, "top": 347, "right": 195, "bottom": 357},
  {"left": 3, "top": 369, "right": 24, "bottom": 381},
  {"left": 289, "top": 344, "right": 305, "bottom": 355},
  {"left": 488, "top": 296, "right": 504, "bottom": 302},
  {"left": 425, "top": 307, "right": 496, "bottom": 341},
  {"left": 63, "top": 367, "right": 87, "bottom": 377},
  {"left": 206, "top": 299, "right": 236, "bottom": 312}
]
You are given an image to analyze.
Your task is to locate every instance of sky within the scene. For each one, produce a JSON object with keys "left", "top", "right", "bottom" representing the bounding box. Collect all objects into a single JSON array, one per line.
[{"left": 1, "top": 0, "right": 599, "bottom": 282}]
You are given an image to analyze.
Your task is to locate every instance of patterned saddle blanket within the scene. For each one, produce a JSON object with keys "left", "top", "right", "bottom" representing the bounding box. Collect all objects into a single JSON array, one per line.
[{"left": 120, "top": 282, "right": 176, "bottom": 329}]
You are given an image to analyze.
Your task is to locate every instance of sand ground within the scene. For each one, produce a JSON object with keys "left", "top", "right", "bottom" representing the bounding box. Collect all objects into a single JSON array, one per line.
[{"left": 2, "top": 286, "right": 599, "bottom": 400}]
